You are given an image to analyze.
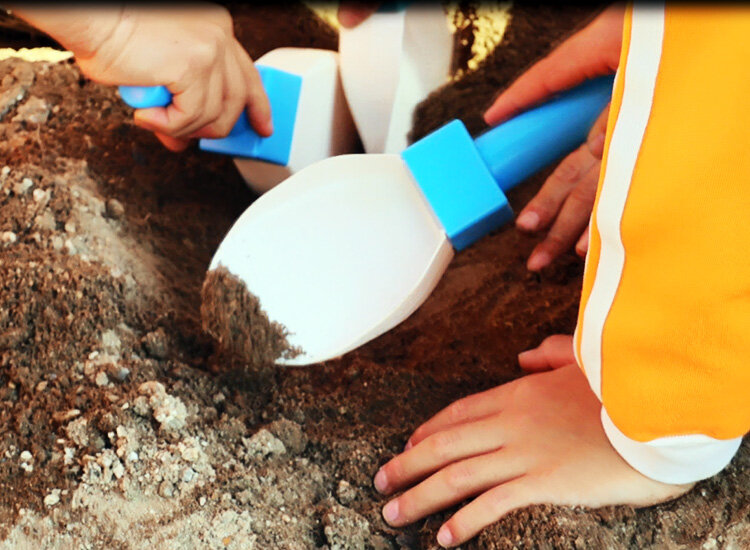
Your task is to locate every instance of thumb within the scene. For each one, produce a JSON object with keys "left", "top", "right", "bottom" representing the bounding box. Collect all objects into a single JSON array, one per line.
[
  {"left": 484, "top": 4, "right": 624, "bottom": 126},
  {"left": 518, "top": 335, "right": 577, "bottom": 372}
]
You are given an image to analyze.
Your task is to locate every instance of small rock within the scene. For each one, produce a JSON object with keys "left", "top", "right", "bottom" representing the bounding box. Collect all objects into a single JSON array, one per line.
[
  {"left": 14, "top": 177, "right": 33, "bottom": 195},
  {"left": 138, "top": 381, "right": 187, "bottom": 432},
  {"left": 181, "top": 467, "right": 196, "bottom": 483},
  {"left": 19, "top": 450, "right": 32, "bottom": 462},
  {"left": 143, "top": 328, "right": 169, "bottom": 359},
  {"left": 323, "top": 503, "right": 371, "bottom": 550},
  {"left": 12, "top": 96, "right": 50, "bottom": 124},
  {"left": 268, "top": 417, "right": 307, "bottom": 456},
  {"left": 158, "top": 480, "right": 175, "bottom": 498},
  {"left": 43, "top": 489, "right": 61, "bottom": 508},
  {"left": 95, "top": 371, "right": 109, "bottom": 387},
  {"left": 336, "top": 480, "right": 357, "bottom": 505},
  {"left": 32, "top": 188, "right": 47, "bottom": 202},
  {"left": 52, "top": 409, "right": 81, "bottom": 423},
  {"left": 1, "top": 231, "right": 17, "bottom": 244},
  {"left": 242, "top": 429, "right": 286, "bottom": 461},
  {"left": 105, "top": 198, "right": 125, "bottom": 220}
]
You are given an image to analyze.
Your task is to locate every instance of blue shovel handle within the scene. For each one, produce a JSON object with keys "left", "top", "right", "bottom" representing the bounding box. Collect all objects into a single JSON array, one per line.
[
  {"left": 474, "top": 75, "right": 614, "bottom": 193},
  {"left": 119, "top": 85, "right": 172, "bottom": 109}
]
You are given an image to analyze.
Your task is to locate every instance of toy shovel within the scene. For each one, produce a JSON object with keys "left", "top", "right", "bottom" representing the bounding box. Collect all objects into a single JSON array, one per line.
[
  {"left": 209, "top": 76, "right": 614, "bottom": 366},
  {"left": 120, "top": 47, "right": 358, "bottom": 194},
  {"left": 338, "top": 2, "right": 453, "bottom": 153}
]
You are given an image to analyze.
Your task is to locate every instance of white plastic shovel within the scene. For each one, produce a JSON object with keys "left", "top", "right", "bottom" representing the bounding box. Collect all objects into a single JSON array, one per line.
[
  {"left": 338, "top": 2, "right": 453, "bottom": 153},
  {"left": 210, "top": 76, "right": 614, "bottom": 366},
  {"left": 120, "top": 47, "right": 358, "bottom": 194}
]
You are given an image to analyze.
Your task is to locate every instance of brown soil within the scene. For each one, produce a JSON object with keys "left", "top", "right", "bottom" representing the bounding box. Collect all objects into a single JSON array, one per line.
[
  {"left": 0, "top": 3, "right": 747, "bottom": 549},
  {"left": 201, "top": 266, "right": 299, "bottom": 367}
]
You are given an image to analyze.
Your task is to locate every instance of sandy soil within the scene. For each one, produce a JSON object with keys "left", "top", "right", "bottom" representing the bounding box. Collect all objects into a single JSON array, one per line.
[{"left": 0, "top": 3, "right": 747, "bottom": 549}]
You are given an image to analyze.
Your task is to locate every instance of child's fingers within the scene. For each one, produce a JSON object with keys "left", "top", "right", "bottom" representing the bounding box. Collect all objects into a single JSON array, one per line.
[
  {"left": 575, "top": 226, "right": 590, "bottom": 257},
  {"left": 380, "top": 449, "right": 526, "bottom": 529},
  {"left": 516, "top": 144, "right": 598, "bottom": 234},
  {"left": 238, "top": 43, "right": 273, "bottom": 137},
  {"left": 436, "top": 475, "right": 539, "bottom": 547},
  {"left": 517, "top": 335, "right": 575, "bottom": 372},
  {"left": 484, "top": 5, "right": 623, "bottom": 126},
  {"left": 194, "top": 42, "right": 248, "bottom": 139},
  {"left": 375, "top": 414, "right": 507, "bottom": 495},
  {"left": 154, "top": 132, "right": 190, "bottom": 152},
  {"left": 404, "top": 385, "right": 509, "bottom": 450},
  {"left": 526, "top": 159, "right": 600, "bottom": 272}
]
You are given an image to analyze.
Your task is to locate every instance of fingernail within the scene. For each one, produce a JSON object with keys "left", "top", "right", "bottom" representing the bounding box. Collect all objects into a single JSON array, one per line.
[
  {"left": 516, "top": 211, "right": 540, "bottom": 231},
  {"left": 437, "top": 525, "right": 454, "bottom": 547},
  {"left": 404, "top": 439, "right": 413, "bottom": 451},
  {"left": 527, "top": 251, "right": 551, "bottom": 271},
  {"left": 589, "top": 132, "right": 605, "bottom": 155},
  {"left": 373, "top": 468, "right": 388, "bottom": 493},
  {"left": 382, "top": 499, "right": 399, "bottom": 524}
]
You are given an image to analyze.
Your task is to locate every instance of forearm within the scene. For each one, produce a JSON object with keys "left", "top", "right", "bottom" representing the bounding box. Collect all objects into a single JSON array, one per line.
[{"left": 8, "top": 5, "right": 123, "bottom": 58}]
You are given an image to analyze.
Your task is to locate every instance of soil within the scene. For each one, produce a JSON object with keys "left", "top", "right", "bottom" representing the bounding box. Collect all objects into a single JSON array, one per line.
[
  {"left": 0, "top": 3, "right": 747, "bottom": 549},
  {"left": 201, "top": 266, "right": 299, "bottom": 367}
]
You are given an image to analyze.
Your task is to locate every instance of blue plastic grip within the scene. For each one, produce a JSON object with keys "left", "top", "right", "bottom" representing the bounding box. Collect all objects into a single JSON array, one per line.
[
  {"left": 402, "top": 75, "right": 614, "bottom": 251},
  {"left": 117, "top": 65, "right": 302, "bottom": 165},
  {"left": 119, "top": 85, "right": 171, "bottom": 109},
  {"left": 475, "top": 75, "right": 614, "bottom": 193}
]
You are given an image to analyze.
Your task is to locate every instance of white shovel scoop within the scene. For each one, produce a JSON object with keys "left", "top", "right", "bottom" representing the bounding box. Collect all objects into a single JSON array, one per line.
[
  {"left": 210, "top": 76, "right": 614, "bottom": 365},
  {"left": 339, "top": 2, "right": 454, "bottom": 154}
]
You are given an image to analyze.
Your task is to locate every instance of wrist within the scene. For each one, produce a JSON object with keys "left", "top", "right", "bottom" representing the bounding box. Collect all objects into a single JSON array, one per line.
[{"left": 10, "top": 6, "right": 124, "bottom": 59}]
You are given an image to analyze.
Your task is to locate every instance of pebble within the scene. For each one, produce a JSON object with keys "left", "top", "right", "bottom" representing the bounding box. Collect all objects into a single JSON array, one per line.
[
  {"left": 268, "top": 418, "right": 307, "bottom": 456},
  {"left": 143, "top": 329, "right": 169, "bottom": 359},
  {"left": 1, "top": 231, "right": 17, "bottom": 244},
  {"left": 44, "top": 489, "right": 61, "bottom": 508},
  {"left": 32, "top": 188, "right": 47, "bottom": 202},
  {"left": 14, "top": 177, "right": 33, "bottom": 195},
  {"left": 19, "top": 450, "right": 32, "bottom": 462},
  {"left": 12, "top": 96, "right": 50, "bottom": 124},
  {"left": 95, "top": 371, "right": 109, "bottom": 387},
  {"left": 105, "top": 198, "right": 125, "bottom": 220}
]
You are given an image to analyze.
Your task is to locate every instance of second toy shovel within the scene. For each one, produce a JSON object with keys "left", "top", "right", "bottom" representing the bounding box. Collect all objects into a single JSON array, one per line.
[{"left": 209, "top": 76, "right": 614, "bottom": 366}]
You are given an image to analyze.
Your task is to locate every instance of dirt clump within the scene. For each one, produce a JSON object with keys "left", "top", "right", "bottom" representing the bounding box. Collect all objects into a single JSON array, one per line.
[{"left": 201, "top": 266, "right": 300, "bottom": 368}]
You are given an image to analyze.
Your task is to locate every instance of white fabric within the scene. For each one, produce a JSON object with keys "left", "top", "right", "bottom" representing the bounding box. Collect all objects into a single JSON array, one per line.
[
  {"left": 601, "top": 408, "right": 742, "bottom": 484},
  {"left": 579, "top": 4, "right": 665, "bottom": 400}
]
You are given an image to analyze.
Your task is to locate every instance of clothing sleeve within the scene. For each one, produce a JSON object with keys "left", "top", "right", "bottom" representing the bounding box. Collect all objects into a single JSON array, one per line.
[{"left": 573, "top": 3, "right": 750, "bottom": 484}]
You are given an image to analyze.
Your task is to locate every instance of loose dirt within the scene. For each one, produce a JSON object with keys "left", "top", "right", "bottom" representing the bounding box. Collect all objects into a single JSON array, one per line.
[
  {"left": 202, "top": 266, "right": 300, "bottom": 368},
  {"left": 0, "top": 3, "right": 746, "bottom": 549}
]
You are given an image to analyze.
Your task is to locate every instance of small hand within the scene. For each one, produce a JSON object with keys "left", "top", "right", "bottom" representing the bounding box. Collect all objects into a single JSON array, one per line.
[
  {"left": 16, "top": 5, "right": 272, "bottom": 152},
  {"left": 484, "top": 4, "right": 625, "bottom": 270},
  {"left": 374, "top": 336, "right": 692, "bottom": 547}
]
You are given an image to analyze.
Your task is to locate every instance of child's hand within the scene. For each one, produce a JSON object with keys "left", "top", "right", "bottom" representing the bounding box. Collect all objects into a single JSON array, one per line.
[
  {"left": 373, "top": 336, "right": 693, "bottom": 548},
  {"left": 14, "top": 6, "right": 271, "bottom": 152},
  {"left": 484, "top": 4, "right": 625, "bottom": 271}
]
